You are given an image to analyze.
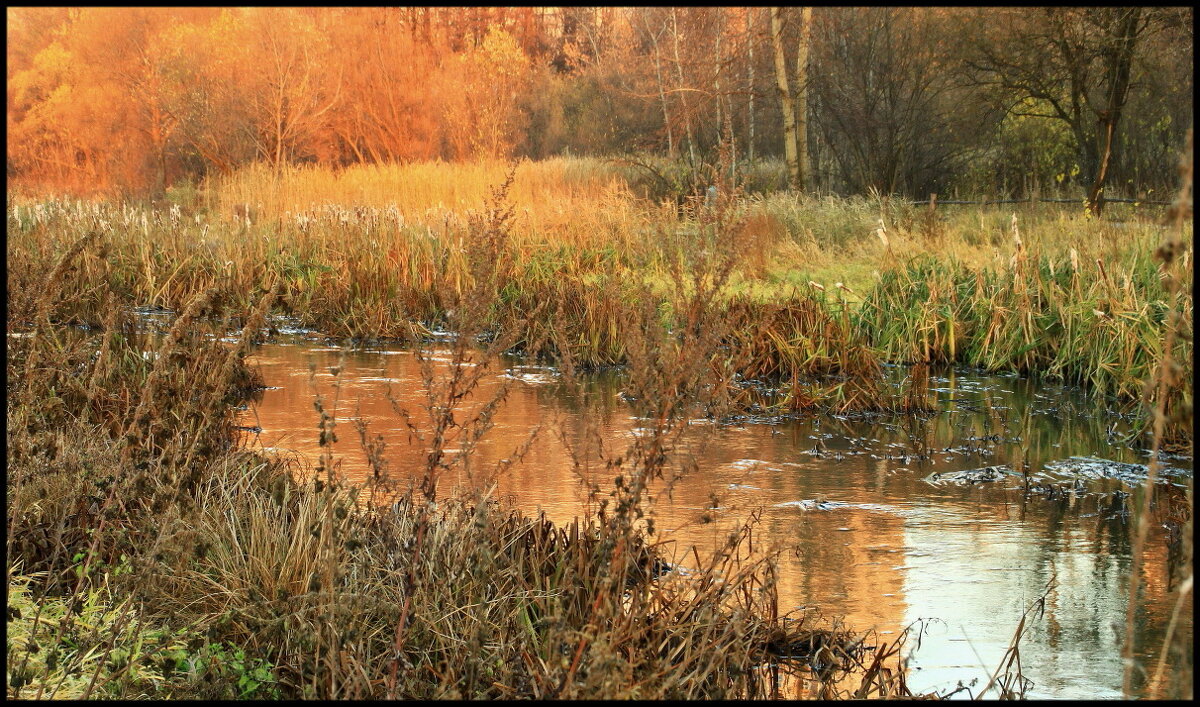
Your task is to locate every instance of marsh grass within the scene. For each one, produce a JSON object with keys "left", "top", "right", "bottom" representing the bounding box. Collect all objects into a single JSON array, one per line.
[
  {"left": 1122, "top": 129, "right": 1194, "bottom": 700},
  {"left": 7, "top": 156, "right": 1189, "bottom": 428},
  {"left": 6, "top": 242, "right": 287, "bottom": 698},
  {"left": 856, "top": 239, "right": 1192, "bottom": 447},
  {"left": 7, "top": 174, "right": 937, "bottom": 700},
  {"left": 8, "top": 156, "right": 1189, "bottom": 427},
  {"left": 6, "top": 192, "right": 917, "bottom": 415},
  {"left": 7, "top": 157, "right": 1190, "bottom": 697}
]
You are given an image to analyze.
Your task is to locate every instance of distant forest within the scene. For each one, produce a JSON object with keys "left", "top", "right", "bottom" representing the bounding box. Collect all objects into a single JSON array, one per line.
[{"left": 7, "top": 7, "right": 1193, "bottom": 201}]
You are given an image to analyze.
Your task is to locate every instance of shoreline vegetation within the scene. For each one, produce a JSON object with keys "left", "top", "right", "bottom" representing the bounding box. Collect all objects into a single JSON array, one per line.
[
  {"left": 9, "top": 158, "right": 1192, "bottom": 442},
  {"left": 7, "top": 156, "right": 1193, "bottom": 698}
]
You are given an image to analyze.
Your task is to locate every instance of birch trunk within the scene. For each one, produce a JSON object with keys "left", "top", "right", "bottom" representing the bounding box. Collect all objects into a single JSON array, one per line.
[
  {"left": 771, "top": 7, "right": 799, "bottom": 190},
  {"left": 672, "top": 8, "right": 697, "bottom": 166},
  {"left": 747, "top": 8, "right": 756, "bottom": 163},
  {"left": 650, "top": 25, "right": 675, "bottom": 158},
  {"left": 793, "top": 7, "right": 812, "bottom": 192}
]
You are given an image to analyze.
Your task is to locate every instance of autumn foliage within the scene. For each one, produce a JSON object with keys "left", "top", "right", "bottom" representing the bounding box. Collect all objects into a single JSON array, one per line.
[{"left": 6, "top": 7, "right": 1193, "bottom": 199}]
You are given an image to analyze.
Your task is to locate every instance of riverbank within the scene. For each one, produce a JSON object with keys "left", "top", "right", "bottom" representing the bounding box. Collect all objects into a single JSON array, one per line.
[
  {"left": 6, "top": 237, "right": 934, "bottom": 699},
  {"left": 6, "top": 167, "right": 1191, "bottom": 697},
  {"left": 7, "top": 166, "right": 1192, "bottom": 443}
]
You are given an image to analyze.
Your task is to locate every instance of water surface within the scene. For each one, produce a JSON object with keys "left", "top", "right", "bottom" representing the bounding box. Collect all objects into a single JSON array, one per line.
[{"left": 241, "top": 336, "right": 1192, "bottom": 699}]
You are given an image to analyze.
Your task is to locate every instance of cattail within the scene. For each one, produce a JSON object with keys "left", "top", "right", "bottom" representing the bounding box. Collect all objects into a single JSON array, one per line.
[{"left": 874, "top": 219, "right": 889, "bottom": 248}]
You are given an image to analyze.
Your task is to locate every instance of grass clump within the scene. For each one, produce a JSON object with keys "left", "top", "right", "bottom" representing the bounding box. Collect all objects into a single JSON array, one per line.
[{"left": 855, "top": 244, "right": 1192, "bottom": 447}]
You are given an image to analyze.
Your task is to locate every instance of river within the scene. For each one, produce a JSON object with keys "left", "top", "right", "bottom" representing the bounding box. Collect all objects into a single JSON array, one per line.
[{"left": 239, "top": 333, "right": 1192, "bottom": 699}]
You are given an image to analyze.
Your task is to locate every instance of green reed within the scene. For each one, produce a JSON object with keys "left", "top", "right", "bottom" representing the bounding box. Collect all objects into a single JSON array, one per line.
[{"left": 856, "top": 242, "right": 1192, "bottom": 447}]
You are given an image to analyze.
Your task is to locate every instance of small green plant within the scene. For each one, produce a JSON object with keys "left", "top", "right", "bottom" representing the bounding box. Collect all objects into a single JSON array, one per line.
[{"left": 193, "top": 643, "right": 282, "bottom": 699}]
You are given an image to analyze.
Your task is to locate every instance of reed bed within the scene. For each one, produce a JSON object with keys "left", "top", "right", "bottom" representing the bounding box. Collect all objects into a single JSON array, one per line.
[
  {"left": 9, "top": 154, "right": 1190, "bottom": 698},
  {"left": 856, "top": 243, "right": 1193, "bottom": 447},
  {"left": 7, "top": 205, "right": 931, "bottom": 700},
  {"left": 7, "top": 155, "right": 1190, "bottom": 428},
  {"left": 210, "top": 158, "right": 650, "bottom": 250},
  {"left": 6, "top": 190, "right": 914, "bottom": 415}
]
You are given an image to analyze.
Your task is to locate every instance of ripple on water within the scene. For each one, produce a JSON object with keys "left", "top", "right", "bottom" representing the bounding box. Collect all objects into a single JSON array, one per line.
[{"left": 500, "top": 370, "right": 559, "bottom": 385}]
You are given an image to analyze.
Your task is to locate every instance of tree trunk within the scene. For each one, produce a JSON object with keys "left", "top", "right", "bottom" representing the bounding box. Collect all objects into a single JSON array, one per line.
[
  {"left": 771, "top": 7, "right": 800, "bottom": 190},
  {"left": 747, "top": 9, "right": 756, "bottom": 163},
  {"left": 671, "top": 8, "right": 697, "bottom": 166},
  {"left": 649, "top": 25, "right": 674, "bottom": 158},
  {"left": 1086, "top": 8, "right": 1141, "bottom": 216},
  {"left": 793, "top": 7, "right": 812, "bottom": 192},
  {"left": 714, "top": 10, "right": 725, "bottom": 151}
]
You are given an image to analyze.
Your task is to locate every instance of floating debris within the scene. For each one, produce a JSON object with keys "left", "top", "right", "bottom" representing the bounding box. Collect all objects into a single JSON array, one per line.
[
  {"left": 774, "top": 499, "right": 848, "bottom": 511},
  {"left": 501, "top": 365, "right": 560, "bottom": 385},
  {"left": 924, "top": 465, "right": 1017, "bottom": 486},
  {"left": 271, "top": 317, "right": 318, "bottom": 336},
  {"left": 1043, "top": 456, "right": 1190, "bottom": 487}
]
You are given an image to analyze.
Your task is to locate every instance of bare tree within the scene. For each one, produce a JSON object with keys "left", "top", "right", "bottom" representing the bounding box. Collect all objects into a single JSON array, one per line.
[
  {"left": 770, "top": 7, "right": 813, "bottom": 191},
  {"left": 810, "top": 8, "right": 991, "bottom": 196},
  {"left": 770, "top": 7, "right": 799, "bottom": 190},
  {"left": 962, "top": 7, "right": 1152, "bottom": 213},
  {"left": 635, "top": 9, "right": 676, "bottom": 157},
  {"left": 245, "top": 8, "right": 341, "bottom": 171}
]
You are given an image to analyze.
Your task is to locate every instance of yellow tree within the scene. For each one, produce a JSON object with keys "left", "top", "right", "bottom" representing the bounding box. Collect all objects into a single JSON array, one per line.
[
  {"left": 440, "top": 27, "right": 532, "bottom": 159},
  {"left": 240, "top": 8, "right": 340, "bottom": 170},
  {"left": 321, "top": 8, "right": 442, "bottom": 163},
  {"left": 156, "top": 10, "right": 258, "bottom": 176},
  {"left": 9, "top": 7, "right": 190, "bottom": 194},
  {"left": 66, "top": 8, "right": 217, "bottom": 194},
  {"left": 9, "top": 40, "right": 108, "bottom": 191}
]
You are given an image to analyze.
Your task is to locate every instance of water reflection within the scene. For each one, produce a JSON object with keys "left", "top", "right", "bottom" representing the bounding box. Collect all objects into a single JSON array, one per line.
[{"left": 242, "top": 338, "right": 1191, "bottom": 699}]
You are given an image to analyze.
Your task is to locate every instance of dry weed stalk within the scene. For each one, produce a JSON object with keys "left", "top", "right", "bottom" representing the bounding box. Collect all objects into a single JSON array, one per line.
[{"left": 1122, "top": 128, "right": 1193, "bottom": 699}]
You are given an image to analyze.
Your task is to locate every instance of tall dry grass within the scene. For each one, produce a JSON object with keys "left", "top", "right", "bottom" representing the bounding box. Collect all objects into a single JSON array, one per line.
[
  {"left": 1121, "top": 128, "right": 1194, "bottom": 700},
  {"left": 6, "top": 187, "right": 918, "bottom": 415},
  {"left": 7, "top": 179, "right": 933, "bottom": 700}
]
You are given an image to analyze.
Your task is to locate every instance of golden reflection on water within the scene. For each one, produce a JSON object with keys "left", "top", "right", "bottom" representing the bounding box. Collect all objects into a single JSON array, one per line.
[{"left": 242, "top": 340, "right": 1190, "bottom": 699}]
